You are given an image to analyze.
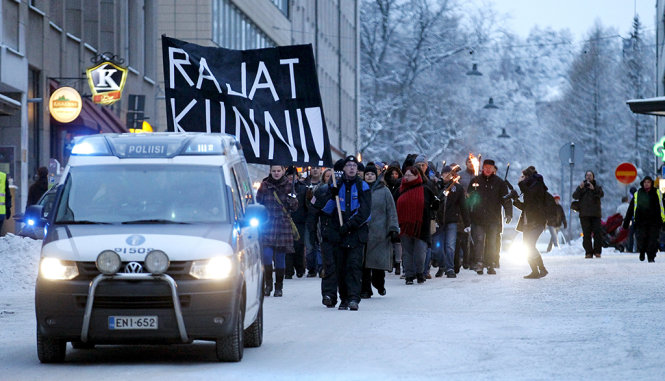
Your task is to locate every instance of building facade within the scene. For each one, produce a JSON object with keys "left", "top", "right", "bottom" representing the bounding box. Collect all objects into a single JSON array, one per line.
[
  {"left": 157, "top": 0, "right": 359, "bottom": 160},
  {"left": 0, "top": 0, "right": 158, "bottom": 219}
]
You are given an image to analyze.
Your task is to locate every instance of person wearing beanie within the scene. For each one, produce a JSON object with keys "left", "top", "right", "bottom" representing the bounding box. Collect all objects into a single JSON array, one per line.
[
  {"left": 383, "top": 161, "right": 404, "bottom": 274},
  {"left": 467, "top": 158, "right": 512, "bottom": 275},
  {"left": 546, "top": 194, "right": 567, "bottom": 252},
  {"left": 256, "top": 165, "right": 299, "bottom": 297},
  {"left": 396, "top": 166, "right": 439, "bottom": 284},
  {"left": 572, "top": 170, "right": 604, "bottom": 258},
  {"left": 313, "top": 155, "right": 371, "bottom": 311},
  {"left": 513, "top": 166, "right": 549, "bottom": 279},
  {"left": 433, "top": 165, "right": 469, "bottom": 278},
  {"left": 623, "top": 176, "right": 665, "bottom": 262},
  {"left": 360, "top": 162, "right": 399, "bottom": 298}
]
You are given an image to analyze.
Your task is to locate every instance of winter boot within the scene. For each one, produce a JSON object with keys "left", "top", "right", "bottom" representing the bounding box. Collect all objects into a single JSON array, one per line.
[
  {"left": 274, "top": 268, "right": 284, "bottom": 297},
  {"left": 536, "top": 256, "right": 548, "bottom": 278},
  {"left": 435, "top": 268, "right": 445, "bottom": 278},
  {"left": 523, "top": 258, "right": 540, "bottom": 279},
  {"left": 264, "top": 265, "right": 273, "bottom": 296}
]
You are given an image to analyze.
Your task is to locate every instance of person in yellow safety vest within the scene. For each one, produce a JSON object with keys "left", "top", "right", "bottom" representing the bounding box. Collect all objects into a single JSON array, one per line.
[
  {"left": 622, "top": 176, "right": 665, "bottom": 263},
  {"left": 0, "top": 171, "right": 12, "bottom": 234}
]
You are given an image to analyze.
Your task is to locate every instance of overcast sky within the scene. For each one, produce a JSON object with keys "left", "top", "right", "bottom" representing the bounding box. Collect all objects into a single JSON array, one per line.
[{"left": 487, "top": 0, "right": 656, "bottom": 40}]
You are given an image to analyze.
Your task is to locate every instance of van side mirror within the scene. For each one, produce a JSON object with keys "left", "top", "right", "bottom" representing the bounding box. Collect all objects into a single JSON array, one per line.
[
  {"left": 239, "top": 204, "right": 267, "bottom": 228},
  {"left": 24, "top": 205, "right": 47, "bottom": 227}
]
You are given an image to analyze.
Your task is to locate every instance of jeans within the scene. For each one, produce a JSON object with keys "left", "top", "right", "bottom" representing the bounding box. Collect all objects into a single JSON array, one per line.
[
  {"left": 522, "top": 226, "right": 544, "bottom": 260},
  {"left": 471, "top": 223, "right": 500, "bottom": 269},
  {"left": 263, "top": 246, "right": 286, "bottom": 270},
  {"left": 437, "top": 223, "right": 458, "bottom": 273},
  {"left": 546, "top": 226, "right": 560, "bottom": 252},
  {"left": 423, "top": 247, "right": 432, "bottom": 275},
  {"left": 401, "top": 236, "right": 427, "bottom": 278}
]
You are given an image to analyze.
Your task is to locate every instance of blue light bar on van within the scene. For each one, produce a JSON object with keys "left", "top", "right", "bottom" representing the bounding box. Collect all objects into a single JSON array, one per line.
[
  {"left": 182, "top": 136, "right": 223, "bottom": 155},
  {"left": 71, "top": 136, "right": 111, "bottom": 156}
]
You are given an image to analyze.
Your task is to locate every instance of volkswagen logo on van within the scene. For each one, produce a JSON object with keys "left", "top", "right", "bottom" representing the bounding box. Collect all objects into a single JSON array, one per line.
[
  {"left": 124, "top": 262, "right": 143, "bottom": 274},
  {"left": 126, "top": 235, "right": 146, "bottom": 246}
]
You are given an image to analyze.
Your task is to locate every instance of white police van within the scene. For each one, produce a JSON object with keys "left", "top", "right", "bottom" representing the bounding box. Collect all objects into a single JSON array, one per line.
[{"left": 30, "top": 133, "right": 265, "bottom": 363}]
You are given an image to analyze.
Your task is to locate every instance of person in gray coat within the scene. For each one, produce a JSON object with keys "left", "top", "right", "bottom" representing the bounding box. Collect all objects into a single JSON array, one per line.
[{"left": 361, "top": 163, "right": 399, "bottom": 298}]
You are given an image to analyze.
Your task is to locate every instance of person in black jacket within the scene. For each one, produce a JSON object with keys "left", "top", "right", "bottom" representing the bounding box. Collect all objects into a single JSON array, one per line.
[
  {"left": 572, "top": 170, "right": 604, "bottom": 258},
  {"left": 285, "top": 166, "right": 307, "bottom": 278},
  {"left": 622, "top": 176, "right": 665, "bottom": 262},
  {"left": 310, "top": 156, "right": 371, "bottom": 311},
  {"left": 27, "top": 167, "right": 49, "bottom": 207},
  {"left": 514, "top": 166, "right": 549, "bottom": 279},
  {"left": 546, "top": 195, "right": 567, "bottom": 252},
  {"left": 467, "top": 159, "right": 512, "bottom": 275},
  {"left": 434, "top": 165, "right": 470, "bottom": 278}
]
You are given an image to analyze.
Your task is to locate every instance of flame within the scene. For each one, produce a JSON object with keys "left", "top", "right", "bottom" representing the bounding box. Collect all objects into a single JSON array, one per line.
[
  {"left": 357, "top": 152, "right": 362, "bottom": 163},
  {"left": 469, "top": 153, "right": 480, "bottom": 176},
  {"left": 252, "top": 181, "right": 261, "bottom": 190}
]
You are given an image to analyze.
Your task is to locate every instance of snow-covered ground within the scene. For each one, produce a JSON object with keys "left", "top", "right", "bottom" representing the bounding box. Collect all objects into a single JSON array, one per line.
[{"left": 1, "top": 234, "right": 664, "bottom": 380}]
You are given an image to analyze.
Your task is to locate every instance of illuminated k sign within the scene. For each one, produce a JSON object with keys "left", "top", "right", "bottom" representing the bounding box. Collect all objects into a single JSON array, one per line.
[
  {"left": 93, "top": 64, "right": 120, "bottom": 90},
  {"left": 86, "top": 60, "right": 128, "bottom": 105}
]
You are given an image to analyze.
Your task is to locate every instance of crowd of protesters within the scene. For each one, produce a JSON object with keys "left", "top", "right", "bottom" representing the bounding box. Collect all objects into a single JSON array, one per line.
[{"left": 256, "top": 151, "right": 663, "bottom": 310}]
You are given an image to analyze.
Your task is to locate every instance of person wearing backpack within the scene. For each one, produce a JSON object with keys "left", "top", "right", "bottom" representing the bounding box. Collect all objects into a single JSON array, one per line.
[
  {"left": 546, "top": 194, "right": 567, "bottom": 252},
  {"left": 513, "top": 166, "right": 549, "bottom": 279}
]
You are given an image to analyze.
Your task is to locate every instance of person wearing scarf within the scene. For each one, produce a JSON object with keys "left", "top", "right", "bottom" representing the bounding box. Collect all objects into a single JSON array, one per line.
[
  {"left": 256, "top": 165, "right": 299, "bottom": 297},
  {"left": 514, "top": 166, "right": 549, "bottom": 278},
  {"left": 396, "top": 166, "right": 438, "bottom": 284}
]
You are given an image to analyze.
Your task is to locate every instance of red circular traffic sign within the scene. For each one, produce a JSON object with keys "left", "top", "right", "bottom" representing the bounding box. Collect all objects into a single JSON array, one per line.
[{"left": 615, "top": 162, "right": 637, "bottom": 184}]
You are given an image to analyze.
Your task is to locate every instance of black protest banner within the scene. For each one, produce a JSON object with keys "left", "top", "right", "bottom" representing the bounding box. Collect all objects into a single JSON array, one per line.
[{"left": 161, "top": 36, "right": 333, "bottom": 167}]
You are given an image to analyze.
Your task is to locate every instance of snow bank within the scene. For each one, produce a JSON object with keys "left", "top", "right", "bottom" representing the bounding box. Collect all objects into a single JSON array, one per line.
[{"left": 0, "top": 234, "right": 42, "bottom": 292}]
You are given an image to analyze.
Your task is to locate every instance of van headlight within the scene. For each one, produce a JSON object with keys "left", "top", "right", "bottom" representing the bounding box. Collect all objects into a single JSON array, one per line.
[
  {"left": 40, "top": 257, "right": 79, "bottom": 280},
  {"left": 145, "top": 250, "right": 169, "bottom": 274},
  {"left": 189, "top": 256, "right": 233, "bottom": 279},
  {"left": 96, "top": 250, "right": 122, "bottom": 275}
]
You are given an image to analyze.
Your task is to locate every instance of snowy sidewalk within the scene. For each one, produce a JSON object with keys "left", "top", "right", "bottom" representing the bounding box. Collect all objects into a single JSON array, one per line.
[{"left": 0, "top": 234, "right": 663, "bottom": 380}]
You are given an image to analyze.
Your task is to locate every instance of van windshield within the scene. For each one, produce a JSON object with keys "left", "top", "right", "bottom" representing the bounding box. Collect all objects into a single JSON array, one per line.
[{"left": 54, "top": 165, "right": 229, "bottom": 224}]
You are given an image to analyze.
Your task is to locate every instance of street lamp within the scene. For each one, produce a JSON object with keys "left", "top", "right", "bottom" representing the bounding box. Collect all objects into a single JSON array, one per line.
[
  {"left": 484, "top": 97, "right": 499, "bottom": 109},
  {"left": 466, "top": 63, "right": 483, "bottom": 76},
  {"left": 498, "top": 128, "right": 510, "bottom": 138}
]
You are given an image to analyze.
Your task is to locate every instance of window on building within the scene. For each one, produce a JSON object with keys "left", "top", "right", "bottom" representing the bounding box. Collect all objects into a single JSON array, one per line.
[
  {"left": 65, "top": 0, "right": 82, "bottom": 37},
  {"left": 51, "top": 0, "right": 64, "bottom": 27},
  {"left": 212, "top": 0, "right": 275, "bottom": 50},
  {"left": 144, "top": 0, "right": 155, "bottom": 78},
  {"left": 83, "top": 1, "right": 99, "bottom": 47},
  {"left": 3, "top": 0, "right": 20, "bottom": 51},
  {"left": 28, "top": 68, "right": 42, "bottom": 176},
  {"left": 271, "top": 0, "right": 289, "bottom": 18}
]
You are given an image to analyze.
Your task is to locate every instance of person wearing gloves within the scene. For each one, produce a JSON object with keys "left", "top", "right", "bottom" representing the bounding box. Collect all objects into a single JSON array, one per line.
[
  {"left": 466, "top": 159, "right": 512, "bottom": 275},
  {"left": 513, "top": 166, "right": 549, "bottom": 279},
  {"left": 313, "top": 156, "right": 371, "bottom": 311},
  {"left": 361, "top": 163, "right": 399, "bottom": 298},
  {"left": 622, "top": 176, "right": 665, "bottom": 262},
  {"left": 434, "top": 165, "right": 470, "bottom": 278}
]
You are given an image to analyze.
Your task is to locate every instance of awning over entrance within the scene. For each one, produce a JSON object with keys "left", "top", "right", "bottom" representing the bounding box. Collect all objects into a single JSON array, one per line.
[
  {"left": 50, "top": 96, "right": 127, "bottom": 133},
  {"left": 626, "top": 97, "right": 665, "bottom": 116}
]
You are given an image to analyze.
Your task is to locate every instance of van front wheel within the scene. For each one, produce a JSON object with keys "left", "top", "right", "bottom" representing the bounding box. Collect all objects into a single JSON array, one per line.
[
  {"left": 216, "top": 309, "right": 244, "bottom": 362},
  {"left": 37, "top": 328, "right": 66, "bottom": 363}
]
